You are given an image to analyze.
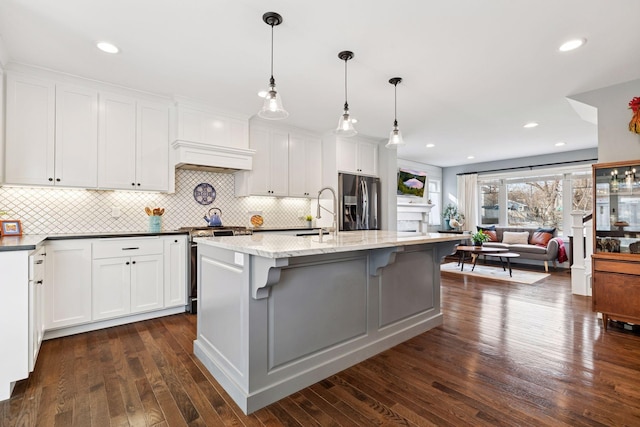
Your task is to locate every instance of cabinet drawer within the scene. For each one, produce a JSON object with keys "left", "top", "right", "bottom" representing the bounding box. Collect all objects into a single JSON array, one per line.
[
  {"left": 593, "top": 259, "right": 640, "bottom": 275},
  {"left": 93, "top": 238, "right": 163, "bottom": 259}
]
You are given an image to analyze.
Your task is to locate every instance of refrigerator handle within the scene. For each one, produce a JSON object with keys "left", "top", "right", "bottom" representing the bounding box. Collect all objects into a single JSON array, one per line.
[{"left": 361, "top": 179, "right": 368, "bottom": 229}]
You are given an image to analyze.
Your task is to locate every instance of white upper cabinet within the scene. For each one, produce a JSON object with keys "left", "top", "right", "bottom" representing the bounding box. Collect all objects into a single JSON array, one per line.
[
  {"left": 289, "top": 133, "right": 322, "bottom": 197},
  {"left": 236, "top": 125, "right": 289, "bottom": 196},
  {"left": 136, "top": 101, "right": 170, "bottom": 191},
  {"left": 5, "top": 69, "right": 169, "bottom": 191},
  {"left": 55, "top": 84, "right": 99, "bottom": 187},
  {"left": 98, "top": 93, "right": 169, "bottom": 191},
  {"left": 5, "top": 74, "right": 98, "bottom": 187},
  {"left": 235, "top": 123, "right": 322, "bottom": 198},
  {"left": 336, "top": 136, "right": 378, "bottom": 176}
]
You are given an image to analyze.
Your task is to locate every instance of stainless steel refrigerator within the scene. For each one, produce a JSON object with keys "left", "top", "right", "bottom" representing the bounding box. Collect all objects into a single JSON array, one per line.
[{"left": 338, "top": 173, "right": 381, "bottom": 230}]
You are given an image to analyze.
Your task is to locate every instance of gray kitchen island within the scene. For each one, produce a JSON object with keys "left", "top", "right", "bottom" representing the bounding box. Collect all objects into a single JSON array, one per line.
[{"left": 193, "top": 230, "right": 461, "bottom": 414}]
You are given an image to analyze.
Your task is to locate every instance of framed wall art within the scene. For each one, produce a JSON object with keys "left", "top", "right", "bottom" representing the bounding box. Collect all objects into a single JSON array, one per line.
[{"left": 0, "top": 220, "right": 23, "bottom": 237}]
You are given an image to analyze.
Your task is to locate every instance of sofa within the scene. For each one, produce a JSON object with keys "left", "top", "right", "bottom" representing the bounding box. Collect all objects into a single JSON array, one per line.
[{"left": 477, "top": 226, "right": 560, "bottom": 272}]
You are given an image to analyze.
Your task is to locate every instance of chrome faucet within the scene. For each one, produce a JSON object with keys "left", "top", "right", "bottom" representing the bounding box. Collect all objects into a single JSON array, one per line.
[{"left": 316, "top": 186, "right": 338, "bottom": 238}]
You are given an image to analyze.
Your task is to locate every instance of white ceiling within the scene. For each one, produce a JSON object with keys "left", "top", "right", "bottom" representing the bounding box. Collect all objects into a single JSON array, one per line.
[{"left": 1, "top": 0, "right": 639, "bottom": 167}]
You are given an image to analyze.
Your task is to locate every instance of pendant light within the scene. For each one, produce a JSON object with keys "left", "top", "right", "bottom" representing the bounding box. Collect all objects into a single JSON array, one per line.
[
  {"left": 335, "top": 51, "right": 357, "bottom": 137},
  {"left": 386, "top": 77, "right": 405, "bottom": 148},
  {"left": 258, "top": 12, "right": 288, "bottom": 120}
]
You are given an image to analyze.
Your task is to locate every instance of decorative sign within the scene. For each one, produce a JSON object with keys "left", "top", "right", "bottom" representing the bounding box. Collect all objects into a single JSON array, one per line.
[{"left": 193, "top": 183, "right": 216, "bottom": 205}]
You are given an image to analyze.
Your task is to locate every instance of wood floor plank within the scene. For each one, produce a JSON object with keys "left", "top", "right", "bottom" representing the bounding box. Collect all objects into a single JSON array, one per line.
[
  {"left": 133, "top": 322, "right": 189, "bottom": 427},
  {"left": 6, "top": 269, "right": 640, "bottom": 426}
]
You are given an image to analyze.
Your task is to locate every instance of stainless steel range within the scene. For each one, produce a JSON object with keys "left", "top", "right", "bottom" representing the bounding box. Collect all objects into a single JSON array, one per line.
[{"left": 178, "top": 226, "right": 252, "bottom": 313}]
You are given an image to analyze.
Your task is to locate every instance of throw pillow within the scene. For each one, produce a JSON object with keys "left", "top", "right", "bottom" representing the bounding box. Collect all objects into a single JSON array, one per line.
[
  {"left": 502, "top": 231, "right": 529, "bottom": 245},
  {"left": 484, "top": 230, "right": 498, "bottom": 242},
  {"left": 536, "top": 227, "right": 556, "bottom": 235},
  {"left": 477, "top": 225, "right": 498, "bottom": 242},
  {"left": 531, "top": 231, "right": 553, "bottom": 247}
]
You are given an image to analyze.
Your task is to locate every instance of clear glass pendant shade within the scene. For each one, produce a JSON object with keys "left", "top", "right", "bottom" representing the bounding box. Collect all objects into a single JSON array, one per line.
[
  {"left": 385, "top": 125, "right": 405, "bottom": 148},
  {"left": 258, "top": 84, "right": 289, "bottom": 120},
  {"left": 335, "top": 110, "right": 357, "bottom": 136}
]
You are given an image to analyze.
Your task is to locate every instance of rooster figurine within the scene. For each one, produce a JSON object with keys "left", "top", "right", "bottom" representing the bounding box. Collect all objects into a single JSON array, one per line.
[{"left": 629, "top": 97, "right": 640, "bottom": 134}]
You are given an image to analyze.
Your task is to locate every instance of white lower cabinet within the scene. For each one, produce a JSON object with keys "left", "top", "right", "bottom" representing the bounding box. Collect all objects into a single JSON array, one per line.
[
  {"left": 92, "top": 257, "right": 132, "bottom": 320},
  {"left": 164, "top": 236, "right": 188, "bottom": 308},
  {"left": 44, "top": 240, "right": 93, "bottom": 330},
  {"left": 42, "top": 235, "right": 186, "bottom": 335},
  {"left": 92, "top": 238, "right": 164, "bottom": 321},
  {"left": 28, "top": 246, "right": 46, "bottom": 372}
]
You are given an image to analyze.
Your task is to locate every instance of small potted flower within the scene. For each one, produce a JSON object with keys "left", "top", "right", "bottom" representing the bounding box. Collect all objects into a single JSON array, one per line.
[
  {"left": 305, "top": 215, "right": 313, "bottom": 228},
  {"left": 471, "top": 230, "right": 490, "bottom": 246}
]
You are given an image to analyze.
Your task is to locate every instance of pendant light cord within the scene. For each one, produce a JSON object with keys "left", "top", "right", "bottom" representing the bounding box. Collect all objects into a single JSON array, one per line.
[
  {"left": 394, "top": 83, "right": 398, "bottom": 126},
  {"left": 344, "top": 58, "right": 349, "bottom": 110},
  {"left": 270, "top": 23, "right": 275, "bottom": 83}
]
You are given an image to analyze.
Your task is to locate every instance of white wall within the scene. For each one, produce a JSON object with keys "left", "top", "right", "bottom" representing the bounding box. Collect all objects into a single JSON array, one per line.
[
  {"left": 397, "top": 159, "right": 442, "bottom": 231},
  {"left": 570, "top": 78, "right": 640, "bottom": 162}
]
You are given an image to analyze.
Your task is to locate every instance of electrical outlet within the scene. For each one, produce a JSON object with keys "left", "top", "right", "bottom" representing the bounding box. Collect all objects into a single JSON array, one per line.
[
  {"left": 111, "top": 206, "right": 121, "bottom": 218},
  {"left": 297, "top": 210, "right": 303, "bottom": 219}
]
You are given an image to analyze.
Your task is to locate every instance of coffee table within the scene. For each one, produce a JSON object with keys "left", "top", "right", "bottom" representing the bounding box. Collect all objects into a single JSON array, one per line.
[
  {"left": 483, "top": 252, "right": 520, "bottom": 277},
  {"left": 456, "top": 245, "right": 508, "bottom": 272}
]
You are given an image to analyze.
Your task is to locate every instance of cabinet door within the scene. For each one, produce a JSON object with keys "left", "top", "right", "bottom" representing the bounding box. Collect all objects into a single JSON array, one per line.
[
  {"left": 164, "top": 236, "right": 187, "bottom": 308},
  {"left": 247, "top": 127, "right": 271, "bottom": 195},
  {"left": 268, "top": 129, "right": 289, "bottom": 196},
  {"left": 136, "top": 101, "right": 169, "bottom": 191},
  {"left": 55, "top": 84, "right": 99, "bottom": 188},
  {"left": 44, "top": 240, "right": 92, "bottom": 329},
  {"left": 98, "top": 92, "right": 137, "bottom": 189},
  {"left": 130, "top": 254, "right": 164, "bottom": 313},
  {"left": 92, "top": 257, "right": 131, "bottom": 320},
  {"left": 28, "top": 247, "right": 46, "bottom": 372},
  {"left": 5, "top": 73, "right": 55, "bottom": 186},
  {"left": 357, "top": 140, "right": 378, "bottom": 177},
  {"left": 289, "top": 134, "right": 322, "bottom": 197},
  {"left": 247, "top": 126, "right": 288, "bottom": 196},
  {"left": 336, "top": 137, "right": 358, "bottom": 174}
]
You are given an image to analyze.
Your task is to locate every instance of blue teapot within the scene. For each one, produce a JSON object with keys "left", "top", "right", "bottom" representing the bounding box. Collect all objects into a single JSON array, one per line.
[{"left": 204, "top": 207, "right": 223, "bottom": 227}]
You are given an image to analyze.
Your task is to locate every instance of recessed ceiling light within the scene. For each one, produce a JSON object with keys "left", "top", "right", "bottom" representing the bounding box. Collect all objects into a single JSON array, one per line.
[
  {"left": 426, "top": 143, "right": 435, "bottom": 148},
  {"left": 523, "top": 122, "right": 539, "bottom": 128},
  {"left": 559, "top": 38, "right": 586, "bottom": 52},
  {"left": 555, "top": 141, "right": 566, "bottom": 147},
  {"left": 257, "top": 90, "right": 268, "bottom": 98},
  {"left": 351, "top": 118, "right": 358, "bottom": 124},
  {"left": 467, "top": 155, "right": 475, "bottom": 160},
  {"left": 96, "top": 41, "right": 119, "bottom": 54}
]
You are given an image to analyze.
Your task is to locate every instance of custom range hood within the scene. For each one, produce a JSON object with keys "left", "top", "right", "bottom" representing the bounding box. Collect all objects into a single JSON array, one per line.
[{"left": 172, "top": 140, "right": 255, "bottom": 173}]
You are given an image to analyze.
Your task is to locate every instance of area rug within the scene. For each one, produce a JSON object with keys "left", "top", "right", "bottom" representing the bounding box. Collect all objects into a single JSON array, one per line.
[{"left": 440, "top": 262, "right": 550, "bottom": 284}]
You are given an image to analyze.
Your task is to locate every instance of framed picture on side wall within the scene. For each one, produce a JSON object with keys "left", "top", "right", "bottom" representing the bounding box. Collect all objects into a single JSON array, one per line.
[{"left": 0, "top": 220, "right": 23, "bottom": 236}]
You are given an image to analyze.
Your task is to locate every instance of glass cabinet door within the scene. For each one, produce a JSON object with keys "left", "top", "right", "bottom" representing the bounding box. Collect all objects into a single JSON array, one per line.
[{"left": 593, "top": 162, "right": 640, "bottom": 254}]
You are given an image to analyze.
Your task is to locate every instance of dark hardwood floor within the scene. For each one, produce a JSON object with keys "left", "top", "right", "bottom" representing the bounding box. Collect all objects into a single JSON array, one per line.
[{"left": 3, "top": 268, "right": 640, "bottom": 426}]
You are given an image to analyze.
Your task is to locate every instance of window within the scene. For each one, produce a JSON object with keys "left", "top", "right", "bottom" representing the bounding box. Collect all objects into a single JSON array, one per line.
[
  {"left": 428, "top": 179, "right": 441, "bottom": 226},
  {"left": 477, "top": 167, "right": 593, "bottom": 236},
  {"left": 480, "top": 181, "right": 499, "bottom": 225},
  {"left": 506, "top": 177, "right": 562, "bottom": 229},
  {"left": 571, "top": 173, "right": 593, "bottom": 212}
]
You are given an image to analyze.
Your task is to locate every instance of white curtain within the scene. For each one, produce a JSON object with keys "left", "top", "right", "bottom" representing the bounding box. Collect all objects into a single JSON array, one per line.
[{"left": 457, "top": 173, "right": 478, "bottom": 232}]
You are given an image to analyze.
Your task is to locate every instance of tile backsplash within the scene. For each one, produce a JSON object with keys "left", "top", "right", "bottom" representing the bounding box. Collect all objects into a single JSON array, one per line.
[{"left": 0, "top": 169, "right": 311, "bottom": 234}]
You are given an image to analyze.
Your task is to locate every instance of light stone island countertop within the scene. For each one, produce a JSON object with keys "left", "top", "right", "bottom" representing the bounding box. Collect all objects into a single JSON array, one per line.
[{"left": 194, "top": 230, "right": 463, "bottom": 258}]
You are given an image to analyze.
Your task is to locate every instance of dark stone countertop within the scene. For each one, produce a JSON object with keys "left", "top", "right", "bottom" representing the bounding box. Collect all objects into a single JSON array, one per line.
[{"left": 0, "top": 230, "right": 189, "bottom": 252}]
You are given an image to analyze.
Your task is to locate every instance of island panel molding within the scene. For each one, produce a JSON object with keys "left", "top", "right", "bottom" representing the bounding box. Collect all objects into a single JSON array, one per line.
[{"left": 194, "top": 230, "right": 460, "bottom": 413}]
